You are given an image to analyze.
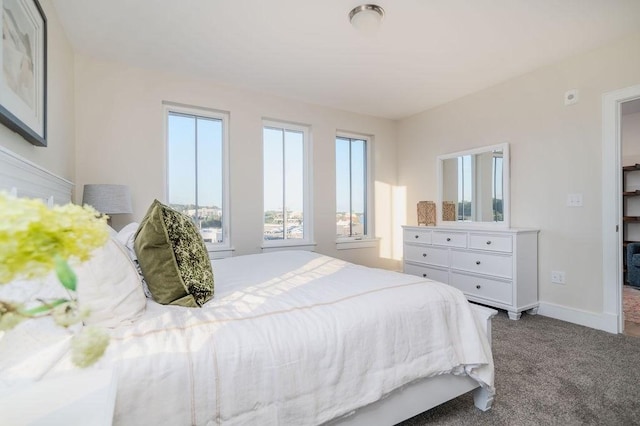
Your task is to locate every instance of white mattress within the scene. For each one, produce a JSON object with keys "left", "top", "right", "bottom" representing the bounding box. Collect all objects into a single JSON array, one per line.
[{"left": 35, "top": 251, "right": 494, "bottom": 425}]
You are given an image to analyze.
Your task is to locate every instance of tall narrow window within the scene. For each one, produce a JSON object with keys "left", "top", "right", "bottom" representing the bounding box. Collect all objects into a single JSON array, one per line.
[
  {"left": 336, "top": 134, "right": 369, "bottom": 239},
  {"left": 263, "top": 120, "right": 312, "bottom": 245},
  {"left": 166, "top": 104, "right": 230, "bottom": 251}
]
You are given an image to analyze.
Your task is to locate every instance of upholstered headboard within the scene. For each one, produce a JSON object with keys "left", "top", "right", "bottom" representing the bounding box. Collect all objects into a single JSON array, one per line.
[{"left": 0, "top": 146, "right": 73, "bottom": 205}]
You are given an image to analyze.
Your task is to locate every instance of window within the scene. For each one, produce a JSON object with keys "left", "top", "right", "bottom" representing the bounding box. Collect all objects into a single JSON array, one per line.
[
  {"left": 165, "top": 104, "right": 230, "bottom": 252},
  {"left": 336, "top": 133, "right": 372, "bottom": 241},
  {"left": 263, "top": 120, "right": 312, "bottom": 247}
]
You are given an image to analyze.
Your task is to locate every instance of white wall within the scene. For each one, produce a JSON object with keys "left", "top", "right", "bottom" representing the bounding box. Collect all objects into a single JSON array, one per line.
[
  {"left": 397, "top": 32, "right": 640, "bottom": 318},
  {"left": 74, "top": 56, "right": 400, "bottom": 269},
  {"left": 0, "top": 0, "right": 75, "bottom": 182}
]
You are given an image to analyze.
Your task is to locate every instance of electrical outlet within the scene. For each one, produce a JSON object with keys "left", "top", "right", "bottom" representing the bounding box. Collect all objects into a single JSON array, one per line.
[
  {"left": 551, "top": 271, "right": 566, "bottom": 284},
  {"left": 566, "top": 193, "right": 583, "bottom": 207}
]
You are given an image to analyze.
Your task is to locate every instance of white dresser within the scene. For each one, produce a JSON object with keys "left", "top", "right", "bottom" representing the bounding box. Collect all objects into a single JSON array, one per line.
[{"left": 402, "top": 226, "right": 539, "bottom": 320}]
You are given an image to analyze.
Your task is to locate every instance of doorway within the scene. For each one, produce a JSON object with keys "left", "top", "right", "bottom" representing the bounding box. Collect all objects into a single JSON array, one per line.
[
  {"left": 621, "top": 99, "right": 640, "bottom": 336},
  {"left": 602, "top": 84, "right": 640, "bottom": 335}
]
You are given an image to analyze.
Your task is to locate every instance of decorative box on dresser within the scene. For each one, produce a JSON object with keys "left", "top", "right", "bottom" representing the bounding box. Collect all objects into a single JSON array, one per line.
[{"left": 403, "top": 226, "right": 539, "bottom": 320}]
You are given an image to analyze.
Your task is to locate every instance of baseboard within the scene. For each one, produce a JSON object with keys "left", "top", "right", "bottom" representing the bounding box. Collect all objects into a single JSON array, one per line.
[{"left": 537, "top": 302, "right": 619, "bottom": 334}]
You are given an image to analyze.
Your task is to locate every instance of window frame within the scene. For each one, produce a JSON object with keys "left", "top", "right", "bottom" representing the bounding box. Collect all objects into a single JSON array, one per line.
[
  {"left": 335, "top": 131, "right": 376, "bottom": 249},
  {"left": 261, "top": 119, "right": 314, "bottom": 251},
  {"left": 163, "top": 102, "right": 232, "bottom": 257}
]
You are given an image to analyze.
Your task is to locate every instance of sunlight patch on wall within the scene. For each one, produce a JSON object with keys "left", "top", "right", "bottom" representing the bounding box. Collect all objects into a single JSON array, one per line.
[{"left": 375, "top": 181, "right": 406, "bottom": 261}]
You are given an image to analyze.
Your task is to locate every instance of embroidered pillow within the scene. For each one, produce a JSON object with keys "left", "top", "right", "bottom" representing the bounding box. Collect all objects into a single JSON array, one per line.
[{"left": 134, "top": 200, "right": 214, "bottom": 307}]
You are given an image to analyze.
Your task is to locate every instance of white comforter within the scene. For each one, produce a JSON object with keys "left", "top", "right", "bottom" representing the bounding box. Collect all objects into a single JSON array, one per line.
[{"left": 99, "top": 251, "right": 493, "bottom": 425}]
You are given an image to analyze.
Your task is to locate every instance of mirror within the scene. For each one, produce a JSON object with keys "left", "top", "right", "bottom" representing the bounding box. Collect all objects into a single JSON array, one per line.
[{"left": 437, "top": 143, "right": 510, "bottom": 227}]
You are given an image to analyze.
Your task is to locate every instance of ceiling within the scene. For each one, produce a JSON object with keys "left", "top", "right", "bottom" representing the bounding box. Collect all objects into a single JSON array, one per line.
[{"left": 51, "top": 0, "right": 640, "bottom": 120}]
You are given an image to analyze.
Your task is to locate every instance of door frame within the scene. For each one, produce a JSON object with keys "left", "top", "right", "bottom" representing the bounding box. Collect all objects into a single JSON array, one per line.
[{"left": 602, "top": 84, "right": 640, "bottom": 333}]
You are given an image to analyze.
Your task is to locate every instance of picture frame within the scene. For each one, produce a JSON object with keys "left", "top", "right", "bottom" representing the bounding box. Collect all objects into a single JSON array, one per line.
[{"left": 0, "top": 0, "right": 47, "bottom": 147}]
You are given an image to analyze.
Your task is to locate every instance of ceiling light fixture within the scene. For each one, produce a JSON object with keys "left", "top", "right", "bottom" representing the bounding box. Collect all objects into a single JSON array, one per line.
[{"left": 349, "top": 4, "right": 385, "bottom": 33}]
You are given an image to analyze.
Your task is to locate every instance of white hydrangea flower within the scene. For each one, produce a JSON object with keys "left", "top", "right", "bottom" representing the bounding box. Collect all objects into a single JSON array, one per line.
[{"left": 70, "top": 326, "right": 110, "bottom": 368}]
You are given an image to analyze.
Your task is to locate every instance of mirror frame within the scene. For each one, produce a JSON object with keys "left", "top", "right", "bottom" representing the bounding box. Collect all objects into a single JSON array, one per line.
[{"left": 436, "top": 142, "right": 510, "bottom": 228}]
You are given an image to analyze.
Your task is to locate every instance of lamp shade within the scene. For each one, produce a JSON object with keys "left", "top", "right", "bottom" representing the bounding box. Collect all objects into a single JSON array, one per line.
[{"left": 82, "top": 184, "right": 132, "bottom": 215}]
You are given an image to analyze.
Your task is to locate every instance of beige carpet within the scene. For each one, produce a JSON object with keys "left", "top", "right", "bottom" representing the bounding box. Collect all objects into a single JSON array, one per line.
[{"left": 401, "top": 312, "right": 640, "bottom": 425}]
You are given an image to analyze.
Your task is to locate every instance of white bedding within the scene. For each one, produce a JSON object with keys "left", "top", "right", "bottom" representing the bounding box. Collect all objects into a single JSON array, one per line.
[{"left": 93, "top": 250, "right": 494, "bottom": 425}]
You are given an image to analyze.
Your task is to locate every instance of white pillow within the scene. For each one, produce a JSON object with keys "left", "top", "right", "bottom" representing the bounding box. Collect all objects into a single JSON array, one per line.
[
  {"left": 75, "top": 237, "right": 146, "bottom": 328},
  {"left": 116, "top": 222, "right": 139, "bottom": 262},
  {"left": 0, "top": 272, "right": 67, "bottom": 307},
  {"left": 116, "top": 222, "right": 153, "bottom": 299}
]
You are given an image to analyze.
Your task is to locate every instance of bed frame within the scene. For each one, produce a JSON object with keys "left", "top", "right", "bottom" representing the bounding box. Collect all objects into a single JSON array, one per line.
[
  {"left": 0, "top": 146, "right": 73, "bottom": 205},
  {"left": 0, "top": 146, "right": 497, "bottom": 425}
]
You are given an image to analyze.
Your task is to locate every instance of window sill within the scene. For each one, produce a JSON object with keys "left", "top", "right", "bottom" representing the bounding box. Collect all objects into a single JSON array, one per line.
[
  {"left": 261, "top": 241, "right": 317, "bottom": 253},
  {"left": 336, "top": 238, "right": 379, "bottom": 250},
  {"left": 206, "top": 245, "right": 234, "bottom": 260}
]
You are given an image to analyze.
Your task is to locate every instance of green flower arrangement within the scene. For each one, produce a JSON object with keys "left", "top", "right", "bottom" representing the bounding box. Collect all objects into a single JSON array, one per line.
[{"left": 0, "top": 192, "right": 111, "bottom": 368}]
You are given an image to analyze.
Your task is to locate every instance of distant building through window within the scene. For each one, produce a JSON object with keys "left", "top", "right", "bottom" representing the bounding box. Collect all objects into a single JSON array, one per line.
[
  {"left": 336, "top": 134, "right": 369, "bottom": 239},
  {"left": 263, "top": 120, "right": 312, "bottom": 245},
  {"left": 165, "top": 104, "right": 229, "bottom": 248}
]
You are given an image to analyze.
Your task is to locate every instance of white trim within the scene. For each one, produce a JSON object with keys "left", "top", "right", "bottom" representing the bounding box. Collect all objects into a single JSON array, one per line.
[
  {"left": 262, "top": 119, "right": 314, "bottom": 247},
  {"left": 208, "top": 246, "right": 234, "bottom": 260},
  {"left": 336, "top": 237, "right": 379, "bottom": 250},
  {"left": 537, "top": 301, "right": 618, "bottom": 334},
  {"left": 261, "top": 241, "right": 317, "bottom": 253},
  {"left": 0, "top": 145, "right": 73, "bottom": 205},
  {"left": 163, "top": 102, "right": 232, "bottom": 251},
  {"left": 601, "top": 84, "right": 640, "bottom": 334}
]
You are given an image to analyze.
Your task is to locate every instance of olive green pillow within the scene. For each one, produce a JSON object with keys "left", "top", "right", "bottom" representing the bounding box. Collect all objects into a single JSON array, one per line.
[{"left": 134, "top": 200, "right": 214, "bottom": 307}]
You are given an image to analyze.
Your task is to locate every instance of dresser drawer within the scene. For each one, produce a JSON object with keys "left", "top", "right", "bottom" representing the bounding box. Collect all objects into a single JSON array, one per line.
[
  {"left": 451, "top": 250, "right": 512, "bottom": 278},
  {"left": 468, "top": 233, "right": 512, "bottom": 253},
  {"left": 403, "top": 228, "right": 432, "bottom": 244},
  {"left": 450, "top": 272, "right": 512, "bottom": 305},
  {"left": 432, "top": 231, "right": 466, "bottom": 248},
  {"left": 403, "top": 263, "right": 449, "bottom": 284},
  {"left": 404, "top": 244, "right": 449, "bottom": 267}
]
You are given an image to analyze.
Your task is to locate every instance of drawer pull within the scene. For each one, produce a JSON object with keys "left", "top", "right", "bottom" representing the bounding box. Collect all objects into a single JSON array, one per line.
[
  {"left": 422, "top": 273, "right": 427, "bottom": 278},
  {"left": 415, "top": 235, "right": 419, "bottom": 239},
  {"left": 475, "top": 260, "right": 481, "bottom": 265},
  {"left": 486, "top": 240, "right": 492, "bottom": 245},
  {"left": 476, "top": 285, "right": 481, "bottom": 289},
  {"left": 446, "top": 237, "right": 451, "bottom": 242},
  {"left": 422, "top": 253, "right": 427, "bottom": 257}
]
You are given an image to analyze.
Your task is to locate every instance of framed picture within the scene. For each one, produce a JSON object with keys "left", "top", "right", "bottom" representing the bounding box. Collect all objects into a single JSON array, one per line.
[{"left": 0, "top": 0, "right": 47, "bottom": 147}]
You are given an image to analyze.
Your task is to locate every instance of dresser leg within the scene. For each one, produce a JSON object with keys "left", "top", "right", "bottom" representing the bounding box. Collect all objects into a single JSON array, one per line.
[
  {"left": 526, "top": 306, "right": 539, "bottom": 315},
  {"left": 507, "top": 311, "right": 521, "bottom": 320}
]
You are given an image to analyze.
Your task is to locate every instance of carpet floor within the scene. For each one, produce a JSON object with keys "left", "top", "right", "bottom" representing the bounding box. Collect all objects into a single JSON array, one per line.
[{"left": 399, "top": 312, "right": 640, "bottom": 426}]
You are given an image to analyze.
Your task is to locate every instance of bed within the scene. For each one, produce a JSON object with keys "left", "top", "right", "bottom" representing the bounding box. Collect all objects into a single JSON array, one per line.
[{"left": 0, "top": 146, "right": 496, "bottom": 425}]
